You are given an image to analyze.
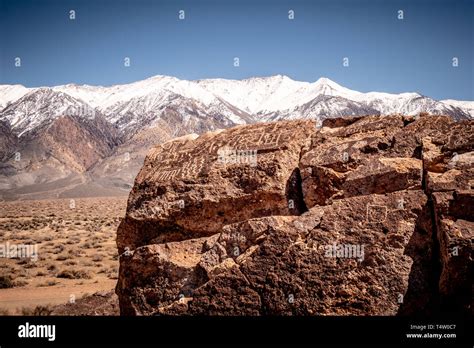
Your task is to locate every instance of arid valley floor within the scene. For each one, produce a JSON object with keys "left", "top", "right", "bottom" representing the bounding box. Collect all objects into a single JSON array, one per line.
[{"left": 0, "top": 197, "right": 127, "bottom": 315}]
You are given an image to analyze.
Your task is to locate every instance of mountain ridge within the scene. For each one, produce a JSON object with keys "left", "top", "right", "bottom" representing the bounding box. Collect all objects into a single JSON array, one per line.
[
  {"left": 1, "top": 75, "right": 472, "bottom": 121},
  {"left": 0, "top": 75, "right": 472, "bottom": 200}
]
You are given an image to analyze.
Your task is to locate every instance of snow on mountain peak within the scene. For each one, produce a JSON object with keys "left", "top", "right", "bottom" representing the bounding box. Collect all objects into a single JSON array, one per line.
[
  {"left": 196, "top": 75, "right": 314, "bottom": 113},
  {"left": 0, "top": 84, "right": 31, "bottom": 109},
  {"left": 0, "top": 88, "right": 95, "bottom": 136},
  {"left": 314, "top": 77, "right": 335, "bottom": 85},
  {"left": 313, "top": 77, "right": 347, "bottom": 92},
  {"left": 1, "top": 74, "right": 472, "bottom": 138}
]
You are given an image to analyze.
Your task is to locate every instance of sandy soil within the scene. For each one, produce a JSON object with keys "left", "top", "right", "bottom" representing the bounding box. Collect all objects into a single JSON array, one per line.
[
  {"left": 0, "top": 197, "right": 127, "bottom": 315},
  {"left": 0, "top": 279, "right": 117, "bottom": 310}
]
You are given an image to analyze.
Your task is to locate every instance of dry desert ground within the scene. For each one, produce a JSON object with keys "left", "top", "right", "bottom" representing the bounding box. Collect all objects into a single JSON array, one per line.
[{"left": 0, "top": 196, "right": 127, "bottom": 315}]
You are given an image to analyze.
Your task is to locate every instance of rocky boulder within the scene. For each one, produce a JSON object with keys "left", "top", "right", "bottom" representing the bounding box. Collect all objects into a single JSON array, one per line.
[
  {"left": 117, "top": 121, "right": 314, "bottom": 253},
  {"left": 116, "top": 115, "right": 473, "bottom": 315}
]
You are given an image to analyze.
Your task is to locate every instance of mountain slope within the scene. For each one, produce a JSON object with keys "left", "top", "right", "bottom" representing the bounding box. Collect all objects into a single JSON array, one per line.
[
  {"left": 2, "top": 75, "right": 471, "bottom": 135},
  {"left": 0, "top": 88, "right": 98, "bottom": 136},
  {"left": 441, "top": 99, "right": 474, "bottom": 117},
  {"left": 264, "top": 94, "right": 381, "bottom": 124},
  {"left": 101, "top": 90, "right": 251, "bottom": 136},
  {"left": 0, "top": 114, "right": 121, "bottom": 199},
  {"left": 0, "top": 75, "right": 472, "bottom": 200},
  {"left": 197, "top": 76, "right": 471, "bottom": 121},
  {"left": 0, "top": 85, "right": 31, "bottom": 110},
  {"left": 0, "top": 121, "right": 17, "bottom": 161}
]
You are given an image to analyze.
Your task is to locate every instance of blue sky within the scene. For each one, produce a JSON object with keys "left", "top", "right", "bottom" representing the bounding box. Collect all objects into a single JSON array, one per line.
[{"left": 0, "top": 0, "right": 472, "bottom": 100}]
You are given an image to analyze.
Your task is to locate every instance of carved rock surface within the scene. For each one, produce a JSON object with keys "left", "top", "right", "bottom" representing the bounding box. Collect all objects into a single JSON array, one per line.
[
  {"left": 117, "top": 121, "right": 314, "bottom": 253},
  {"left": 116, "top": 115, "right": 473, "bottom": 315}
]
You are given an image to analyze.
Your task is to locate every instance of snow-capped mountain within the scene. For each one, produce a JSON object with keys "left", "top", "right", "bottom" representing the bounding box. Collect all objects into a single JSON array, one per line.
[
  {"left": 1, "top": 75, "right": 470, "bottom": 138},
  {"left": 196, "top": 75, "right": 370, "bottom": 115},
  {"left": 54, "top": 75, "right": 218, "bottom": 110},
  {"left": 196, "top": 75, "right": 317, "bottom": 114},
  {"left": 441, "top": 99, "right": 474, "bottom": 118},
  {"left": 0, "top": 88, "right": 97, "bottom": 137},
  {"left": 0, "top": 74, "right": 472, "bottom": 200},
  {"left": 99, "top": 88, "right": 252, "bottom": 134},
  {"left": 266, "top": 94, "right": 381, "bottom": 124},
  {"left": 0, "top": 85, "right": 30, "bottom": 109},
  {"left": 53, "top": 75, "right": 253, "bottom": 136},
  {"left": 196, "top": 76, "right": 471, "bottom": 121}
]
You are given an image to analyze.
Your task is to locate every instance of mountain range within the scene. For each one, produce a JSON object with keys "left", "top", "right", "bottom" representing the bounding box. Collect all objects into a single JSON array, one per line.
[{"left": 0, "top": 75, "right": 472, "bottom": 200}]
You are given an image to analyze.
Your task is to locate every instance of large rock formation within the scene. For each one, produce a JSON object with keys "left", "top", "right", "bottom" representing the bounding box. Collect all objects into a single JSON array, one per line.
[{"left": 116, "top": 115, "right": 473, "bottom": 316}]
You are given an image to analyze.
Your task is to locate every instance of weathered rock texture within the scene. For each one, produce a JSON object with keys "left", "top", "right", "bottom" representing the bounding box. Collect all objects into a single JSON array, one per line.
[{"left": 116, "top": 115, "right": 472, "bottom": 316}]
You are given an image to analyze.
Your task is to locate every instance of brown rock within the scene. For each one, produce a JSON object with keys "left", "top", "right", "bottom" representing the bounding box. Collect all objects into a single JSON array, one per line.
[
  {"left": 419, "top": 117, "right": 473, "bottom": 315},
  {"left": 434, "top": 208, "right": 473, "bottom": 312},
  {"left": 432, "top": 190, "right": 473, "bottom": 315},
  {"left": 116, "top": 114, "right": 473, "bottom": 315},
  {"left": 189, "top": 190, "right": 428, "bottom": 316},
  {"left": 117, "top": 120, "right": 314, "bottom": 253},
  {"left": 116, "top": 236, "right": 212, "bottom": 315},
  {"left": 51, "top": 290, "right": 119, "bottom": 316},
  {"left": 300, "top": 115, "right": 423, "bottom": 207},
  {"left": 118, "top": 190, "right": 433, "bottom": 315}
]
